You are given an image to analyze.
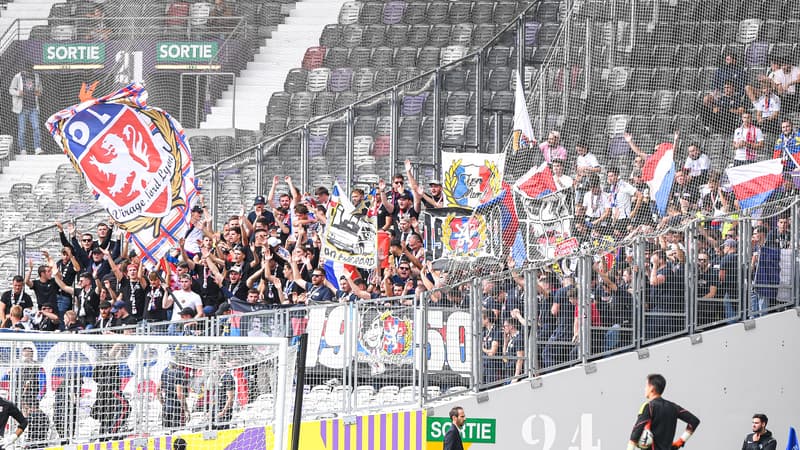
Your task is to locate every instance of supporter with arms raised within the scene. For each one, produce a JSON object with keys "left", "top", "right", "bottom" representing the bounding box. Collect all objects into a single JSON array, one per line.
[
  {"left": 54, "top": 246, "right": 80, "bottom": 319},
  {"left": 289, "top": 258, "right": 333, "bottom": 303},
  {"left": 404, "top": 159, "right": 444, "bottom": 209},
  {"left": 25, "top": 255, "right": 58, "bottom": 308}
]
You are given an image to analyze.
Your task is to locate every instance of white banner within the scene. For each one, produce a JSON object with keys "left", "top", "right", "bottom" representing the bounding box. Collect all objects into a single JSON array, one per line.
[{"left": 441, "top": 151, "right": 505, "bottom": 209}]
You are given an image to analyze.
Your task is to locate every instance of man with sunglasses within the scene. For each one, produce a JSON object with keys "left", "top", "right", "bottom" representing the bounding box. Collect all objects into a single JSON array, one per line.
[{"left": 290, "top": 261, "right": 333, "bottom": 304}]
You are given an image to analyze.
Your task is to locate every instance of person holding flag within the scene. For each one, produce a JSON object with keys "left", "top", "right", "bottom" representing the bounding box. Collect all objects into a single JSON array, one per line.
[{"left": 773, "top": 119, "right": 800, "bottom": 172}]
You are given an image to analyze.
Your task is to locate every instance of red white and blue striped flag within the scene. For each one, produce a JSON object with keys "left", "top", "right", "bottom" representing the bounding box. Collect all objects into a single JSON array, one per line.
[
  {"left": 725, "top": 158, "right": 783, "bottom": 210},
  {"left": 641, "top": 142, "right": 675, "bottom": 216},
  {"left": 47, "top": 83, "right": 198, "bottom": 268}
]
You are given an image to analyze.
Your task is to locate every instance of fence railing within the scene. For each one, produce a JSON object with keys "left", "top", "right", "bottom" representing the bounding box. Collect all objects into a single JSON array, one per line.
[{"left": 1, "top": 197, "right": 798, "bottom": 446}]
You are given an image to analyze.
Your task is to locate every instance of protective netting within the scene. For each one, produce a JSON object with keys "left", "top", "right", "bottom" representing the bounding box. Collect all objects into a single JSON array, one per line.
[{"left": 0, "top": 336, "right": 296, "bottom": 449}]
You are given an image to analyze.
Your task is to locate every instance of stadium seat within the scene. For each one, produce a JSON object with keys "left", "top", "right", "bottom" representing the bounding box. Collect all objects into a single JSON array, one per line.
[
  {"left": 374, "top": 67, "right": 399, "bottom": 90},
  {"left": 383, "top": 1, "right": 407, "bottom": 25},
  {"left": 320, "top": 24, "right": 343, "bottom": 47},
  {"left": 324, "top": 47, "right": 350, "bottom": 69},
  {"left": 348, "top": 47, "right": 373, "bottom": 68},
  {"left": 302, "top": 47, "right": 327, "bottom": 70},
  {"left": 360, "top": 1, "right": 384, "bottom": 24},
  {"left": 371, "top": 46, "right": 395, "bottom": 67},
  {"left": 427, "top": 2, "right": 450, "bottom": 24},
  {"left": 313, "top": 91, "right": 336, "bottom": 116},
  {"left": 339, "top": 1, "right": 363, "bottom": 25},
  {"left": 386, "top": 24, "right": 411, "bottom": 46},
  {"left": 329, "top": 67, "right": 354, "bottom": 92},
  {"left": 306, "top": 68, "right": 331, "bottom": 93},
  {"left": 342, "top": 24, "right": 364, "bottom": 47},
  {"left": 284, "top": 69, "right": 308, "bottom": 94},
  {"left": 363, "top": 24, "right": 387, "bottom": 46},
  {"left": 403, "top": 2, "right": 427, "bottom": 24},
  {"left": 493, "top": 2, "right": 518, "bottom": 24}
]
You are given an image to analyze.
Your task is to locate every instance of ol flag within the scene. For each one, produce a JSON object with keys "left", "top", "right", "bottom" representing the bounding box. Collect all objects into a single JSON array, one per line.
[
  {"left": 724, "top": 158, "right": 783, "bottom": 210},
  {"left": 47, "top": 83, "right": 198, "bottom": 268}
]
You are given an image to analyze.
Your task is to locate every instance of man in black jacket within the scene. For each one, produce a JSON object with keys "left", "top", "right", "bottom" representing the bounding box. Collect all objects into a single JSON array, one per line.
[
  {"left": 628, "top": 374, "right": 700, "bottom": 450},
  {"left": 0, "top": 396, "right": 28, "bottom": 448},
  {"left": 741, "top": 414, "right": 777, "bottom": 450},
  {"left": 444, "top": 406, "right": 465, "bottom": 450}
]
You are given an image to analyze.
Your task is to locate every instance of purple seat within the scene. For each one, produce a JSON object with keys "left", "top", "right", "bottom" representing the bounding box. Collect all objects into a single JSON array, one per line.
[
  {"left": 383, "top": 1, "right": 407, "bottom": 25},
  {"left": 401, "top": 92, "right": 428, "bottom": 116},
  {"left": 329, "top": 68, "right": 354, "bottom": 92},
  {"left": 525, "top": 21, "right": 541, "bottom": 46},
  {"left": 309, "top": 135, "right": 328, "bottom": 157}
]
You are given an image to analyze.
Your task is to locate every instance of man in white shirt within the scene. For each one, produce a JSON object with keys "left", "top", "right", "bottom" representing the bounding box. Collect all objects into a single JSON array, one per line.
[
  {"left": 748, "top": 84, "right": 781, "bottom": 134},
  {"left": 551, "top": 160, "right": 573, "bottom": 191},
  {"left": 606, "top": 168, "right": 641, "bottom": 220},
  {"left": 732, "top": 112, "right": 764, "bottom": 166},
  {"left": 768, "top": 57, "right": 800, "bottom": 111},
  {"left": 165, "top": 274, "right": 204, "bottom": 322},
  {"left": 582, "top": 175, "right": 610, "bottom": 229},
  {"left": 683, "top": 144, "right": 711, "bottom": 186}
]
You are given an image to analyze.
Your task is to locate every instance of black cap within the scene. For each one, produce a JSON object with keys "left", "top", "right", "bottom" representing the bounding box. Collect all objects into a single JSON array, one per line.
[
  {"left": 180, "top": 307, "right": 196, "bottom": 316},
  {"left": 254, "top": 195, "right": 266, "bottom": 205},
  {"left": 216, "top": 303, "right": 231, "bottom": 315},
  {"left": 191, "top": 205, "right": 204, "bottom": 213}
]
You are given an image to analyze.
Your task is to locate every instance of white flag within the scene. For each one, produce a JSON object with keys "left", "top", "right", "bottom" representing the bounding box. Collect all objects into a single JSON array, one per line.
[{"left": 511, "top": 72, "right": 536, "bottom": 152}]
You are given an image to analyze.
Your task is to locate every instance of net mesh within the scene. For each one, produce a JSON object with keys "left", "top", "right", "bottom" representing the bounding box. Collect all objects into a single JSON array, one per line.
[{"left": 0, "top": 336, "right": 296, "bottom": 449}]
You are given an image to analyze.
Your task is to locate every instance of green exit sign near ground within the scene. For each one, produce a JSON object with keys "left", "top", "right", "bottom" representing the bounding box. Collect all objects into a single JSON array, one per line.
[{"left": 427, "top": 417, "right": 497, "bottom": 443}]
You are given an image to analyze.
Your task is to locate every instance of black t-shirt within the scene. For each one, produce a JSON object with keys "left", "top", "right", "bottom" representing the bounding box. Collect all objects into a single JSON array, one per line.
[
  {"left": 0, "top": 397, "right": 27, "bottom": 435},
  {"left": 74, "top": 287, "right": 100, "bottom": 324},
  {"left": 119, "top": 277, "right": 146, "bottom": 319},
  {"left": 56, "top": 260, "right": 78, "bottom": 297},
  {"left": 718, "top": 253, "right": 738, "bottom": 297},
  {"left": 160, "top": 366, "right": 187, "bottom": 407},
  {"left": 1, "top": 290, "right": 34, "bottom": 312},
  {"left": 482, "top": 325, "right": 502, "bottom": 367},
  {"left": 214, "top": 372, "right": 235, "bottom": 423},
  {"left": 143, "top": 286, "right": 169, "bottom": 322},
  {"left": 697, "top": 267, "right": 719, "bottom": 298},
  {"left": 248, "top": 210, "right": 276, "bottom": 229},
  {"left": 32, "top": 279, "right": 58, "bottom": 307}
]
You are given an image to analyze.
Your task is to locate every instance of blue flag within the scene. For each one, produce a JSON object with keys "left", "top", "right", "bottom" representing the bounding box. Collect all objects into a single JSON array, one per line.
[{"left": 787, "top": 427, "right": 798, "bottom": 450}]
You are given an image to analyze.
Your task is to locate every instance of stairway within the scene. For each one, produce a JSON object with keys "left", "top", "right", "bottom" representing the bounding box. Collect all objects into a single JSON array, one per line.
[
  {"left": 0, "top": 154, "right": 64, "bottom": 192},
  {"left": 200, "top": 0, "right": 348, "bottom": 131},
  {"left": 0, "top": 0, "right": 59, "bottom": 50}
]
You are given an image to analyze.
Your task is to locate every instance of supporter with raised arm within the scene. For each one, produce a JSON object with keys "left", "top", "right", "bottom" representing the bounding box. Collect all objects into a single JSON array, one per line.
[
  {"left": 773, "top": 119, "right": 800, "bottom": 172},
  {"left": 142, "top": 272, "right": 170, "bottom": 323},
  {"left": 290, "top": 259, "right": 333, "bottom": 303},
  {"left": 766, "top": 55, "right": 800, "bottom": 111},
  {"left": 113, "top": 260, "right": 147, "bottom": 321},
  {"left": 25, "top": 256, "right": 58, "bottom": 308},
  {"left": 405, "top": 159, "right": 444, "bottom": 209},
  {"left": 380, "top": 173, "right": 413, "bottom": 215}
]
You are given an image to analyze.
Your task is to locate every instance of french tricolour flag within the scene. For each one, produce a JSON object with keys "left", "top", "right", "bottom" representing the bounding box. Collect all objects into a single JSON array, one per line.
[
  {"left": 725, "top": 158, "right": 783, "bottom": 210},
  {"left": 641, "top": 142, "right": 675, "bottom": 216},
  {"left": 323, "top": 259, "right": 357, "bottom": 290},
  {"left": 514, "top": 161, "right": 558, "bottom": 199}
]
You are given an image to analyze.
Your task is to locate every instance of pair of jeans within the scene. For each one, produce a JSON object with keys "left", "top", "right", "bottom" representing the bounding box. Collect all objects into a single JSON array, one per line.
[{"left": 17, "top": 108, "right": 40, "bottom": 151}]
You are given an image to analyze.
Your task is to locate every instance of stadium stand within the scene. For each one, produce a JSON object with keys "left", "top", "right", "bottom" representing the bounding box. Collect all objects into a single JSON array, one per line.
[{"left": 0, "top": 0, "right": 798, "bottom": 447}]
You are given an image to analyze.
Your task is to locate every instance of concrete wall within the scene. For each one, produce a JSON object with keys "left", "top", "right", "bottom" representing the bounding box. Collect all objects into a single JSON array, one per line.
[{"left": 428, "top": 309, "right": 800, "bottom": 450}]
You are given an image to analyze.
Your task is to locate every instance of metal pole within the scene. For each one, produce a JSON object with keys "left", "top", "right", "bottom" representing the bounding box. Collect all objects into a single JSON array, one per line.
[
  {"left": 516, "top": 15, "right": 525, "bottom": 90},
  {"left": 634, "top": 237, "right": 646, "bottom": 348},
  {"left": 740, "top": 220, "right": 753, "bottom": 319},
  {"left": 300, "top": 126, "right": 309, "bottom": 193},
  {"left": 475, "top": 53, "right": 485, "bottom": 151},
  {"left": 686, "top": 222, "right": 697, "bottom": 334},
  {"left": 579, "top": 256, "right": 592, "bottom": 364},
  {"left": 255, "top": 143, "right": 263, "bottom": 197},
  {"left": 17, "top": 236, "right": 25, "bottom": 278},
  {"left": 793, "top": 202, "right": 800, "bottom": 307},
  {"left": 291, "top": 334, "right": 309, "bottom": 450},
  {"left": 470, "top": 277, "right": 482, "bottom": 389},
  {"left": 210, "top": 165, "right": 219, "bottom": 230},
  {"left": 432, "top": 69, "right": 442, "bottom": 164},
  {"left": 390, "top": 88, "right": 399, "bottom": 183},
  {"left": 524, "top": 268, "right": 538, "bottom": 375},
  {"left": 345, "top": 107, "right": 354, "bottom": 190}
]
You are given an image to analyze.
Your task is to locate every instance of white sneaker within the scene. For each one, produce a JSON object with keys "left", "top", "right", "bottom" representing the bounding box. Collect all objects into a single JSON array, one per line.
[{"left": 34, "top": 147, "right": 42, "bottom": 155}]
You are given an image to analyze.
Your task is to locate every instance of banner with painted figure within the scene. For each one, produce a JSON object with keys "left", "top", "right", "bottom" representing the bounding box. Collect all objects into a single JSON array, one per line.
[
  {"left": 46, "top": 83, "right": 197, "bottom": 267},
  {"left": 441, "top": 151, "right": 504, "bottom": 209},
  {"left": 322, "top": 182, "right": 377, "bottom": 269}
]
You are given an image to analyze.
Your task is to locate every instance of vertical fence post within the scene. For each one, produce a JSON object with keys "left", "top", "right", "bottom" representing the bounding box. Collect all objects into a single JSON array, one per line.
[
  {"left": 254, "top": 141, "right": 263, "bottom": 199},
  {"left": 419, "top": 291, "right": 430, "bottom": 403},
  {"left": 741, "top": 220, "right": 753, "bottom": 319},
  {"left": 209, "top": 164, "right": 219, "bottom": 229},
  {"left": 578, "top": 255, "right": 592, "bottom": 364},
  {"left": 432, "top": 69, "right": 442, "bottom": 165},
  {"left": 470, "top": 277, "right": 483, "bottom": 389},
  {"left": 16, "top": 236, "right": 25, "bottom": 278},
  {"left": 793, "top": 202, "right": 800, "bottom": 307},
  {"left": 390, "top": 88, "right": 399, "bottom": 181},
  {"left": 524, "top": 267, "right": 539, "bottom": 375},
  {"left": 516, "top": 14, "right": 525, "bottom": 89},
  {"left": 300, "top": 125, "right": 309, "bottom": 194},
  {"left": 475, "top": 53, "right": 485, "bottom": 151},
  {"left": 685, "top": 222, "right": 697, "bottom": 334},
  {"left": 633, "top": 236, "right": 646, "bottom": 348},
  {"left": 345, "top": 106, "right": 354, "bottom": 190}
]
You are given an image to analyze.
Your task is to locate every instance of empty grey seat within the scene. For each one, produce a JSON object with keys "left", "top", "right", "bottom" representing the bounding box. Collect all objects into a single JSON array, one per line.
[
  {"left": 353, "top": 67, "right": 376, "bottom": 92},
  {"left": 359, "top": 2, "right": 384, "bottom": 24},
  {"left": 394, "top": 46, "right": 419, "bottom": 67},
  {"left": 313, "top": 92, "right": 336, "bottom": 116},
  {"left": 374, "top": 67, "right": 399, "bottom": 90},
  {"left": 348, "top": 47, "right": 373, "bottom": 68},
  {"left": 446, "top": 91, "right": 471, "bottom": 115},
  {"left": 417, "top": 46, "right": 441, "bottom": 69},
  {"left": 493, "top": 2, "right": 518, "bottom": 24},
  {"left": 428, "top": 23, "right": 452, "bottom": 47},
  {"left": 284, "top": 68, "right": 308, "bottom": 93},
  {"left": 320, "top": 24, "right": 343, "bottom": 47},
  {"left": 472, "top": 1, "right": 495, "bottom": 24},
  {"left": 324, "top": 47, "right": 350, "bottom": 68},
  {"left": 268, "top": 92, "right": 292, "bottom": 116},
  {"left": 342, "top": 24, "right": 364, "bottom": 47},
  {"left": 406, "top": 24, "right": 430, "bottom": 47},
  {"left": 385, "top": 24, "right": 409, "bottom": 46},
  {"left": 450, "top": 23, "right": 474, "bottom": 46},
  {"left": 449, "top": 2, "right": 473, "bottom": 24},
  {"left": 472, "top": 23, "right": 496, "bottom": 45},
  {"left": 371, "top": 46, "right": 394, "bottom": 67},
  {"left": 443, "top": 68, "right": 468, "bottom": 91},
  {"left": 426, "top": 2, "right": 450, "bottom": 24},
  {"left": 403, "top": 2, "right": 427, "bottom": 24},
  {"left": 290, "top": 92, "right": 314, "bottom": 118},
  {"left": 362, "top": 24, "right": 387, "bottom": 46}
]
